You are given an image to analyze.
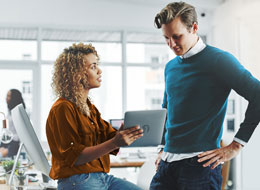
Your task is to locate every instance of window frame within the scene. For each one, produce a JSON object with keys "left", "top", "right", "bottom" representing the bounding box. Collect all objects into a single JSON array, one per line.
[{"left": 0, "top": 27, "right": 168, "bottom": 141}]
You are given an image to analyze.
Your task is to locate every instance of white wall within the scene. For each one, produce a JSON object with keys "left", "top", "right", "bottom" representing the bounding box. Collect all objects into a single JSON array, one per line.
[
  {"left": 0, "top": 0, "right": 152, "bottom": 30},
  {"left": 0, "top": 0, "right": 213, "bottom": 35},
  {"left": 212, "top": 0, "right": 260, "bottom": 189}
]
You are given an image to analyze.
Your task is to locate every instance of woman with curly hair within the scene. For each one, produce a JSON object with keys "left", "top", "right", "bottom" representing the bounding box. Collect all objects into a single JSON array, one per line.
[{"left": 46, "top": 43, "right": 143, "bottom": 190}]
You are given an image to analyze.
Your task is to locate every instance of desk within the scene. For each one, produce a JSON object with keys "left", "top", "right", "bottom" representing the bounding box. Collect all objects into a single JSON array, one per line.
[
  {"left": 0, "top": 179, "right": 47, "bottom": 190},
  {"left": 109, "top": 160, "right": 147, "bottom": 185},
  {"left": 110, "top": 161, "right": 144, "bottom": 168},
  {"left": 0, "top": 182, "right": 43, "bottom": 190},
  {"left": 0, "top": 184, "right": 9, "bottom": 190}
]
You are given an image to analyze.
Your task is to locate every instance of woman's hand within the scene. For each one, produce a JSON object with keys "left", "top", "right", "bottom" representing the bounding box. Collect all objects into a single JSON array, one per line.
[
  {"left": 198, "top": 141, "right": 243, "bottom": 169},
  {"left": 112, "top": 124, "right": 143, "bottom": 147},
  {"left": 75, "top": 124, "right": 142, "bottom": 165}
]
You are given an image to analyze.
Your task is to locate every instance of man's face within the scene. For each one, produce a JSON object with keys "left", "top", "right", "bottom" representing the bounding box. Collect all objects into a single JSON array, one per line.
[{"left": 162, "top": 17, "right": 198, "bottom": 56}]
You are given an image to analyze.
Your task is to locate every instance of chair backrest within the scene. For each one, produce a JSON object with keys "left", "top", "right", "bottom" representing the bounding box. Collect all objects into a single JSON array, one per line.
[{"left": 137, "top": 158, "right": 156, "bottom": 189}]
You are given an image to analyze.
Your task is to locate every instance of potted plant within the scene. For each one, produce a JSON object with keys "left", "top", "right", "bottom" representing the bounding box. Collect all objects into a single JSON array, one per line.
[
  {"left": 0, "top": 160, "right": 20, "bottom": 183},
  {"left": 15, "top": 168, "right": 27, "bottom": 187}
]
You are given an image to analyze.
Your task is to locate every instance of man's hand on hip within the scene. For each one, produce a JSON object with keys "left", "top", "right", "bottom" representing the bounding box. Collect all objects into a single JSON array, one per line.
[
  {"left": 155, "top": 150, "right": 163, "bottom": 171},
  {"left": 197, "top": 141, "right": 243, "bottom": 169}
]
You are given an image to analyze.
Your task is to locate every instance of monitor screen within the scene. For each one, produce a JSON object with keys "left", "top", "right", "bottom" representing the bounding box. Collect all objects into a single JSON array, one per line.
[
  {"left": 11, "top": 104, "right": 50, "bottom": 177},
  {"left": 109, "top": 119, "right": 124, "bottom": 130}
]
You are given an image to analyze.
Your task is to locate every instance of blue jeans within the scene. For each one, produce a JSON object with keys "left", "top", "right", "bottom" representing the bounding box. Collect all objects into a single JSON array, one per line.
[
  {"left": 57, "top": 172, "right": 142, "bottom": 190},
  {"left": 150, "top": 157, "right": 222, "bottom": 190}
]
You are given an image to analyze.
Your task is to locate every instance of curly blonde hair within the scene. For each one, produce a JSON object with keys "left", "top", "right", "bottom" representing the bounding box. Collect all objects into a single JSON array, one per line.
[{"left": 52, "top": 43, "right": 99, "bottom": 115}]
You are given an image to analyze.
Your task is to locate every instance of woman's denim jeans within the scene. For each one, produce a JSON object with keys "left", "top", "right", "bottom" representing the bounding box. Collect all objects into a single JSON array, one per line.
[
  {"left": 58, "top": 172, "right": 143, "bottom": 190},
  {"left": 150, "top": 157, "right": 222, "bottom": 190}
]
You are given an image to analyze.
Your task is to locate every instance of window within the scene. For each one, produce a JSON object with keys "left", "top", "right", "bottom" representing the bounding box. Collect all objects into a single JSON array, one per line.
[
  {"left": 41, "top": 65, "right": 55, "bottom": 140},
  {"left": 126, "top": 43, "right": 174, "bottom": 64},
  {"left": 0, "top": 28, "right": 174, "bottom": 142},
  {"left": 89, "top": 66, "right": 122, "bottom": 120},
  {"left": 92, "top": 43, "right": 122, "bottom": 63},
  {"left": 126, "top": 67, "right": 164, "bottom": 111},
  {"left": 42, "top": 41, "right": 77, "bottom": 61},
  {"left": 0, "top": 69, "right": 33, "bottom": 116},
  {"left": 42, "top": 41, "right": 122, "bottom": 63},
  {"left": 0, "top": 40, "right": 37, "bottom": 60}
]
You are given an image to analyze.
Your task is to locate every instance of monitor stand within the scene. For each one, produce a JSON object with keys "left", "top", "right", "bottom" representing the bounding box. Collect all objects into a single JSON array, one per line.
[
  {"left": 8, "top": 143, "right": 55, "bottom": 189},
  {"left": 8, "top": 142, "right": 24, "bottom": 186}
]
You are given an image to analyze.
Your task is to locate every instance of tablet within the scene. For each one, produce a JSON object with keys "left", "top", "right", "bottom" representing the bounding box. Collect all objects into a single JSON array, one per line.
[{"left": 123, "top": 109, "right": 167, "bottom": 147}]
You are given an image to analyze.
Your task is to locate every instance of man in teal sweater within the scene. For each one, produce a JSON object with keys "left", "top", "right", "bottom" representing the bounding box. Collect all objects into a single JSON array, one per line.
[{"left": 150, "top": 2, "right": 260, "bottom": 190}]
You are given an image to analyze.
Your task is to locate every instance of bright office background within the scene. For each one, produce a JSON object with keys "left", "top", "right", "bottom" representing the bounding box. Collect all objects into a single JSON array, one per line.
[{"left": 0, "top": 0, "right": 260, "bottom": 189}]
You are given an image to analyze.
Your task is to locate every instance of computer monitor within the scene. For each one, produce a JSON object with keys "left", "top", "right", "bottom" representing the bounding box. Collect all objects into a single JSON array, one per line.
[
  {"left": 109, "top": 119, "right": 124, "bottom": 130},
  {"left": 11, "top": 104, "right": 50, "bottom": 177}
]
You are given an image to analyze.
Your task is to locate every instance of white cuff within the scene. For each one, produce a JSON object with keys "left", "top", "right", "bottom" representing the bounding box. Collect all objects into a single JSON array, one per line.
[
  {"left": 234, "top": 137, "right": 246, "bottom": 147},
  {"left": 157, "top": 145, "right": 164, "bottom": 153}
]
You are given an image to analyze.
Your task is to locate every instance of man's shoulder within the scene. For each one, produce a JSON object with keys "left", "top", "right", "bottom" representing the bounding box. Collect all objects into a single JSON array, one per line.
[
  {"left": 206, "top": 45, "right": 238, "bottom": 62},
  {"left": 204, "top": 45, "right": 226, "bottom": 55},
  {"left": 199, "top": 45, "right": 237, "bottom": 64},
  {"left": 165, "top": 56, "right": 181, "bottom": 67},
  {"left": 169, "top": 56, "right": 180, "bottom": 62}
]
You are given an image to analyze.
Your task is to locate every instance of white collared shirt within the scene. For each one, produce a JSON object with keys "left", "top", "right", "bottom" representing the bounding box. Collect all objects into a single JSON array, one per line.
[{"left": 181, "top": 37, "right": 206, "bottom": 59}]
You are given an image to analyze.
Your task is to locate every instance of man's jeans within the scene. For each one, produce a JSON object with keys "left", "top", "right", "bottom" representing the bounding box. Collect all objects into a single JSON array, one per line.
[
  {"left": 150, "top": 157, "right": 222, "bottom": 190},
  {"left": 57, "top": 172, "right": 142, "bottom": 190}
]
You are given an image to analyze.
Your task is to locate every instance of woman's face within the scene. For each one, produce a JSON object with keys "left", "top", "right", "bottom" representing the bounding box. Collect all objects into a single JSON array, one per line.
[
  {"left": 6, "top": 91, "right": 11, "bottom": 104},
  {"left": 84, "top": 53, "right": 102, "bottom": 90}
]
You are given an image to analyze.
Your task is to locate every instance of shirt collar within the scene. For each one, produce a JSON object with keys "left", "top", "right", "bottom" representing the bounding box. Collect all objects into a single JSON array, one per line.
[{"left": 181, "top": 37, "right": 206, "bottom": 59}]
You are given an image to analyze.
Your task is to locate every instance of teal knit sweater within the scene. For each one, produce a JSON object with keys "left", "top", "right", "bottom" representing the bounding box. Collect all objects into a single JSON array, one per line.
[{"left": 163, "top": 45, "right": 260, "bottom": 153}]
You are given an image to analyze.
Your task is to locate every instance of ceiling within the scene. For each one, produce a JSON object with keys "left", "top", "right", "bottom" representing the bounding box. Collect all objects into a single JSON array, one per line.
[
  {"left": 0, "top": 0, "right": 223, "bottom": 42},
  {"left": 98, "top": 0, "right": 223, "bottom": 10}
]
